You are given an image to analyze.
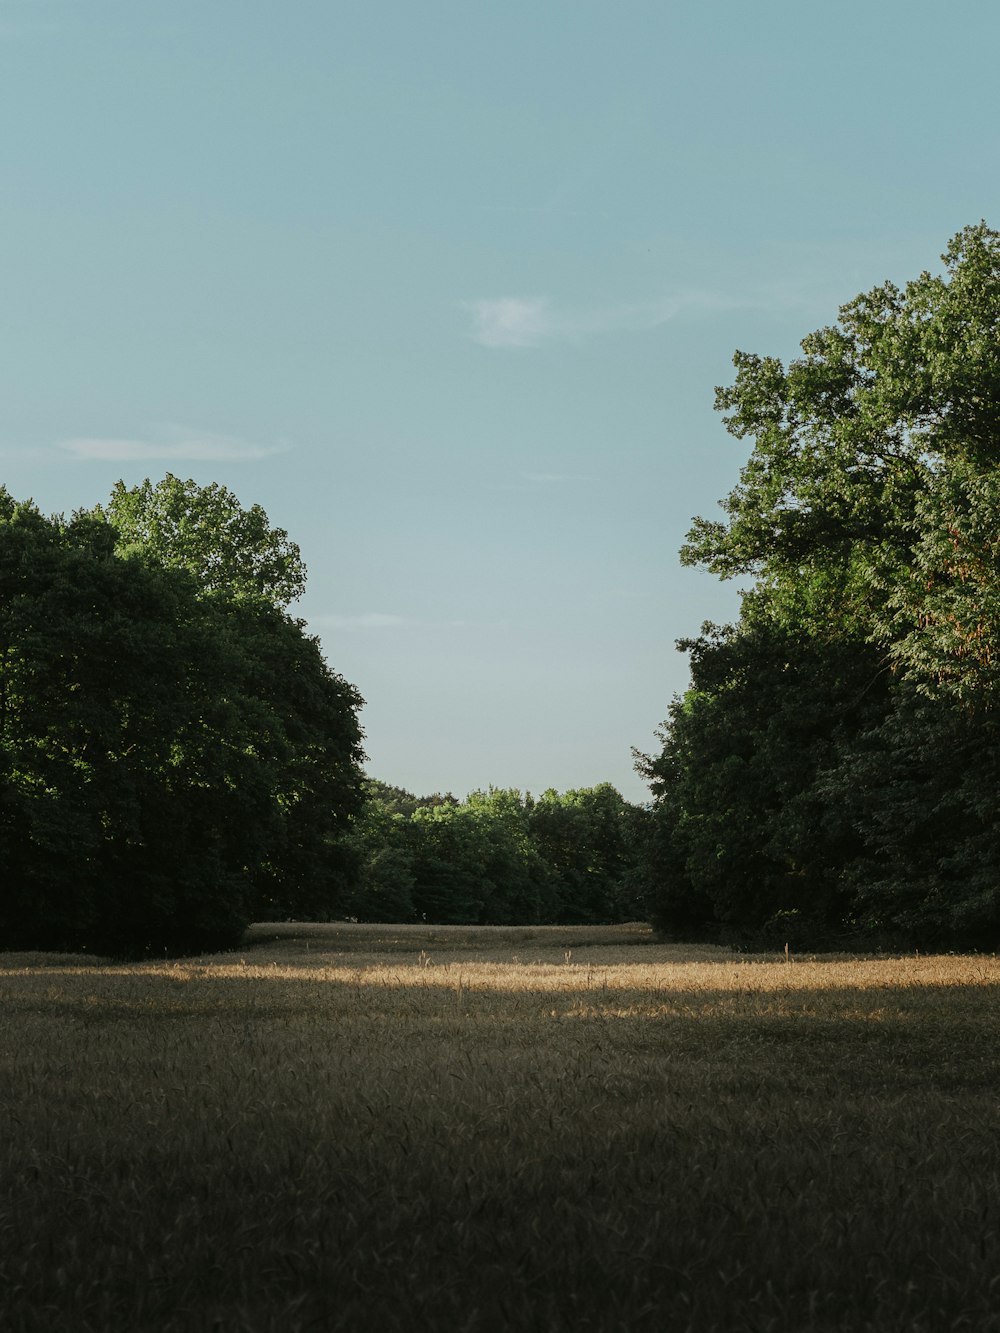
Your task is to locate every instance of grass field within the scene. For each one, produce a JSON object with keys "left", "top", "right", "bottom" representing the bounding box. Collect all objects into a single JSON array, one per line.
[{"left": 3, "top": 922, "right": 1000, "bottom": 1332}]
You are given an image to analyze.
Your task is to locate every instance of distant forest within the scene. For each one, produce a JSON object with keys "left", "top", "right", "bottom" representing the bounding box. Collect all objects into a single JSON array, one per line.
[
  {"left": 341, "top": 779, "right": 649, "bottom": 927},
  {"left": 5, "top": 225, "right": 1000, "bottom": 955}
]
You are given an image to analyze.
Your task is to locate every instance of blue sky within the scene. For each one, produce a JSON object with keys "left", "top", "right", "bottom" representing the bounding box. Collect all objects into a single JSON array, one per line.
[{"left": 3, "top": 0, "right": 999, "bottom": 802}]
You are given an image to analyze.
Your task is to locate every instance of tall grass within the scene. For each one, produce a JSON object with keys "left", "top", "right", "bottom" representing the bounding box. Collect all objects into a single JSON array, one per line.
[{"left": 2, "top": 923, "right": 1000, "bottom": 1331}]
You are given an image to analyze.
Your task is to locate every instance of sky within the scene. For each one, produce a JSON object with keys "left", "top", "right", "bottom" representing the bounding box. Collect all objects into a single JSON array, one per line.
[{"left": 3, "top": 0, "right": 999, "bottom": 804}]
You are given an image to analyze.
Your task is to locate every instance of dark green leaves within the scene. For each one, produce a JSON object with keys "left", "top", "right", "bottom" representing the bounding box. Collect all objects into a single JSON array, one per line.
[
  {"left": 1, "top": 481, "right": 364, "bottom": 957},
  {"left": 646, "top": 224, "right": 1000, "bottom": 949}
]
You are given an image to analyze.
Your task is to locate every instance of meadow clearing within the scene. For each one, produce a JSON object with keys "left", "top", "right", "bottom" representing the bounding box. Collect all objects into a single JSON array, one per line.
[{"left": 2, "top": 922, "right": 1000, "bottom": 1332}]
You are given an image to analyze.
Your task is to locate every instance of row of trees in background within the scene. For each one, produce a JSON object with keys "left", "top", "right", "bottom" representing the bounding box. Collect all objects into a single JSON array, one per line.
[
  {"left": 344, "top": 781, "right": 648, "bottom": 925},
  {"left": 641, "top": 223, "right": 1000, "bottom": 950},
  {"left": 1, "top": 477, "right": 366, "bottom": 956}
]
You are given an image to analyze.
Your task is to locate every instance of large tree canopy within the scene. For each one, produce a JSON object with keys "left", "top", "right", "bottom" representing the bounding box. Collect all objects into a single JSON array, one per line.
[
  {"left": 644, "top": 224, "right": 1000, "bottom": 948},
  {"left": 683, "top": 224, "right": 1000, "bottom": 591},
  {"left": 1, "top": 481, "right": 364, "bottom": 956}
]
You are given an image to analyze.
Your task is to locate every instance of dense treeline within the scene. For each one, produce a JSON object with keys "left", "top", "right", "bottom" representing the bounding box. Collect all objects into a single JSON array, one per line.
[
  {"left": 641, "top": 223, "right": 1000, "bottom": 950},
  {"left": 342, "top": 780, "right": 648, "bottom": 925},
  {"left": 1, "top": 477, "right": 365, "bottom": 956}
]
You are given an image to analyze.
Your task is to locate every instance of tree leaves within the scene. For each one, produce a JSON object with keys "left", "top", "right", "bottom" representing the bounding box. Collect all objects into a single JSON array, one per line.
[
  {"left": 100, "top": 474, "right": 307, "bottom": 607},
  {"left": 646, "top": 224, "right": 1000, "bottom": 948},
  {"left": 1, "top": 481, "right": 364, "bottom": 956}
]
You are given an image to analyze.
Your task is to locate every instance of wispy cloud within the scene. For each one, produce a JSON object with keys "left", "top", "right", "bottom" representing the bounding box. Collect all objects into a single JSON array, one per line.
[
  {"left": 465, "top": 292, "right": 730, "bottom": 349},
  {"left": 466, "top": 298, "right": 553, "bottom": 348},
  {"left": 58, "top": 426, "right": 285, "bottom": 463}
]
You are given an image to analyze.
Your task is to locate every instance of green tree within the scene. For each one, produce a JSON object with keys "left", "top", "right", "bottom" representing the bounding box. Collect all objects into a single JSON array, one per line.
[
  {"left": 528, "top": 784, "right": 646, "bottom": 923},
  {"left": 341, "top": 798, "right": 418, "bottom": 923},
  {"left": 363, "top": 779, "right": 458, "bottom": 819},
  {"left": 463, "top": 789, "right": 559, "bottom": 923},
  {"left": 344, "top": 782, "right": 648, "bottom": 926},
  {"left": 406, "top": 797, "right": 555, "bottom": 925},
  {"left": 639, "top": 623, "right": 888, "bottom": 945},
  {"left": 821, "top": 692, "right": 1000, "bottom": 946},
  {"left": 683, "top": 223, "right": 1000, "bottom": 667},
  {"left": 644, "top": 223, "right": 1000, "bottom": 948},
  {"left": 1, "top": 497, "right": 255, "bottom": 951},
  {"left": 226, "top": 598, "right": 366, "bottom": 923},
  {"left": 1, "top": 482, "right": 365, "bottom": 956},
  {"left": 883, "top": 459, "right": 1000, "bottom": 700},
  {"left": 101, "top": 473, "right": 306, "bottom": 607}
]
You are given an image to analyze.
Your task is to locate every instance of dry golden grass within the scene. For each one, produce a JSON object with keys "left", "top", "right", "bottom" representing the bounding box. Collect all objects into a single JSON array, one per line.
[{"left": 3, "top": 923, "right": 1000, "bottom": 1331}]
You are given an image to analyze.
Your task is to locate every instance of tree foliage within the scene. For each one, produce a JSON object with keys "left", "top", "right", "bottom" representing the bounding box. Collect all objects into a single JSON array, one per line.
[
  {"left": 102, "top": 474, "right": 307, "bottom": 607},
  {"left": 644, "top": 223, "right": 1000, "bottom": 949},
  {"left": 1, "top": 481, "right": 364, "bottom": 956},
  {"left": 344, "top": 782, "right": 648, "bottom": 926}
]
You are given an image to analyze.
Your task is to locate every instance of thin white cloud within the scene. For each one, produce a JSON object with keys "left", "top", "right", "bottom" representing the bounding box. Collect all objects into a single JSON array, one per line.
[
  {"left": 466, "top": 269, "right": 935, "bottom": 352},
  {"left": 464, "top": 293, "right": 731, "bottom": 349},
  {"left": 467, "top": 298, "right": 553, "bottom": 348},
  {"left": 59, "top": 427, "right": 284, "bottom": 463}
]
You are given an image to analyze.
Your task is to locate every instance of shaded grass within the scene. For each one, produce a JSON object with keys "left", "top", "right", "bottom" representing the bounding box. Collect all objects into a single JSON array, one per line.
[{"left": 3, "top": 924, "right": 1000, "bottom": 1330}]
